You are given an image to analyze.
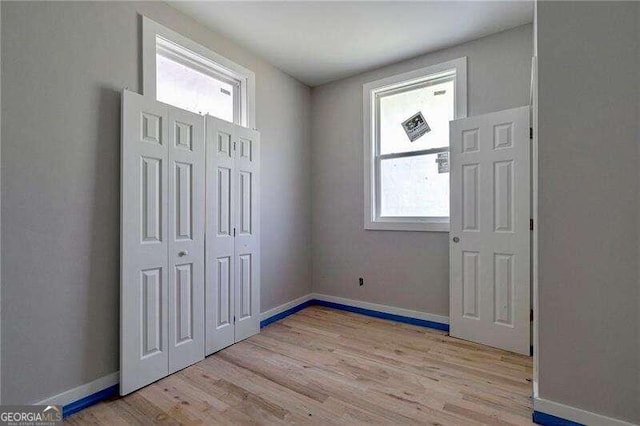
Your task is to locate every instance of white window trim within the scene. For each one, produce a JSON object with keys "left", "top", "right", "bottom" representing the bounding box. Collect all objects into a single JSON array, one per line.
[
  {"left": 142, "top": 16, "right": 256, "bottom": 128},
  {"left": 363, "top": 57, "right": 467, "bottom": 232}
]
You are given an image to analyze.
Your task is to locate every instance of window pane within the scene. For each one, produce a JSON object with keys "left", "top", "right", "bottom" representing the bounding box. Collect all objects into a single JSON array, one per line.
[
  {"left": 379, "top": 78, "right": 454, "bottom": 155},
  {"left": 156, "top": 53, "right": 235, "bottom": 122},
  {"left": 380, "top": 153, "right": 449, "bottom": 217}
]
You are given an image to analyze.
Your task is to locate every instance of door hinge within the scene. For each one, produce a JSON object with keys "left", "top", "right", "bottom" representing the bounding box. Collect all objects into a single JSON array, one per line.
[
  {"left": 530, "top": 127, "right": 533, "bottom": 139},
  {"left": 233, "top": 141, "right": 237, "bottom": 151},
  {"left": 233, "top": 227, "right": 236, "bottom": 237},
  {"left": 233, "top": 315, "right": 236, "bottom": 324},
  {"left": 530, "top": 219, "right": 534, "bottom": 230}
]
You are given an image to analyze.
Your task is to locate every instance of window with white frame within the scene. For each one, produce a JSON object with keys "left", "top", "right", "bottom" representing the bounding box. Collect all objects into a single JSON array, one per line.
[
  {"left": 363, "top": 58, "right": 467, "bottom": 232},
  {"left": 142, "top": 17, "right": 255, "bottom": 127}
]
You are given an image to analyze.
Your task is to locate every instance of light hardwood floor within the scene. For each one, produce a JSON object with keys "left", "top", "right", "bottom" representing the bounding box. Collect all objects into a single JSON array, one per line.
[{"left": 67, "top": 306, "right": 533, "bottom": 425}]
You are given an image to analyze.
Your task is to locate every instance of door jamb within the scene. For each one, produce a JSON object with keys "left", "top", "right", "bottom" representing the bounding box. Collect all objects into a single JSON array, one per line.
[{"left": 531, "top": 53, "right": 540, "bottom": 398}]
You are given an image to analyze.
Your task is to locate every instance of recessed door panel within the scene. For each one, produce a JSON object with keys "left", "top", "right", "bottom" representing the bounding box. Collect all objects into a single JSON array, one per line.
[
  {"left": 239, "top": 172, "right": 252, "bottom": 235},
  {"left": 240, "top": 137, "right": 252, "bottom": 160},
  {"left": 462, "top": 164, "right": 479, "bottom": 232},
  {"left": 462, "top": 128, "right": 479, "bottom": 153},
  {"left": 494, "top": 254, "right": 514, "bottom": 326},
  {"left": 493, "top": 123, "right": 513, "bottom": 149},
  {"left": 142, "top": 113, "right": 162, "bottom": 145},
  {"left": 218, "top": 132, "right": 231, "bottom": 157},
  {"left": 494, "top": 161, "right": 514, "bottom": 233},
  {"left": 141, "top": 157, "right": 162, "bottom": 243},
  {"left": 175, "top": 162, "right": 193, "bottom": 240},
  {"left": 217, "top": 256, "right": 231, "bottom": 327},
  {"left": 175, "top": 122, "right": 193, "bottom": 151},
  {"left": 218, "top": 168, "right": 231, "bottom": 236},
  {"left": 239, "top": 254, "right": 252, "bottom": 318},
  {"left": 141, "top": 268, "right": 163, "bottom": 357},
  {"left": 462, "top": 252, "right": 479, "bottom": 319},
  {"left": 174, "top": 263, "right": 193, "bottom": 344}
]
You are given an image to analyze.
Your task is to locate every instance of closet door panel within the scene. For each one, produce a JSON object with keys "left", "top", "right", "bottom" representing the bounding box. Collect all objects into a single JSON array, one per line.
[
  {"left": 167, "top": 107, "right": 205, "bottom": 373},
  {"left": 205, "top": 116, "right": 237, "bottom": 354},
  {"left": 234, "top": 127, "right": 260, "bottom": 342},
  {"left": 121, "top": 91, "right": 169, "bottom": 395}
]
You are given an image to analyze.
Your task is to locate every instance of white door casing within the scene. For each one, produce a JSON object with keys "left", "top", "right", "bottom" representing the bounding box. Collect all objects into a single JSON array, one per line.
[
  {"left": 167, "top": 107, "right": 205, "bottom": 374},
  {"left": 233, "top": 125, "right": 260, "bottom": 342},
  {"left": 205, "top": 116, "right": 237, "bottom": 354},
  {"left": 449, "top": 106, "right": 530, "bottom": 355},
  {"left": 121, "top": 91, "right": 205, "bottom": 395}
]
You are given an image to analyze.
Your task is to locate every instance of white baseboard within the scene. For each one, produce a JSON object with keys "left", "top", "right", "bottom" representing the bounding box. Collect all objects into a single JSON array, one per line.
[
  {"left": 35, "top": 371, "right": 119, "bottom": 406},
  {"left": 260, "top": 293, "right": 313, "bottom": 321},
  {"left": 534, "top": 397, "right": 637, "bottom": 426},
  {"left": 311, "top": 293, "right": 449, "bottom": 325}
]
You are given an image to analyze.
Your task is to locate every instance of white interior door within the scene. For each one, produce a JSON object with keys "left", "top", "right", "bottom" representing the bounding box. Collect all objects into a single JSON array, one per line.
[
  {"left": 449, "top": 106, "right": 530, "bottom": 355},
  {"left": 205, "top": 116, "right": 237, "bottom": 354},
  {"left": 233, "top": 126, "right": 261, "bottom": 342},
  {"left": 121, "top": 91, "right": 205, "bottom": 395},
  {"left": 167, "top": 107, "right": 205, "bottom": 374}
]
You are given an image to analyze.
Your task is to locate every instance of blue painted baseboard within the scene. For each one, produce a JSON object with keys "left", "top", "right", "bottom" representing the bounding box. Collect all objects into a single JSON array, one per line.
[
  {"left": 63, "top": 384, "right": 118, "bottom": 418},
  {"left": 261, "top": 298, "right": 450, "bottom": 332},
  {"left": 312, "top": 299, "right": 450, "bottom": 332},
  {"left": 260, "top": 299, "right": 314, "bottom": 328},
  {"left": 533, "top": 411, "right": 584, "bottom": 426}
]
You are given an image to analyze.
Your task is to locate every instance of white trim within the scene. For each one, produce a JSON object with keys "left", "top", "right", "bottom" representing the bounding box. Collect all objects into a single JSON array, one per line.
[
  {"left": 364, "top": 218, "right": 450, "bottom": 232},
  {"left": 532, "top": 4, "right": 540, "bottom": 399},
  {"left": 35, "top": 372, "right": 119, "bottom": 407},
  {"left": 141, "top": 16, "right": 256, "bottom": 128},
  {"left": 534, "top": 397, "right": 637, "bottom": 426},
  {"left": 260, "top": 294, "right": 314, "bottom": 321},
  {"left": 311, "top": 293, "right": 450, "bottom": 325},
  {"left": 531, "top": 53, "right": 540, "bottom": 398},
  {"left": 363, "top": 57, "right": 467, "bottom": 232}
]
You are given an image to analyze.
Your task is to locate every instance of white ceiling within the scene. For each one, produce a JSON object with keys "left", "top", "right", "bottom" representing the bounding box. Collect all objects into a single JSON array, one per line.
[{"left": 170, "top": 1, "right": 534, "bottom": 87}]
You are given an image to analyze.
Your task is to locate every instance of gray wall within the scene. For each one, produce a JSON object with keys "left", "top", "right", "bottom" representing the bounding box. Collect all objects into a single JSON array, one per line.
[
  {"left": 537, "top": 2, "right": 640, "bottom": 423},
  {"left": 310, "top": 25, "right": 532, "bottom": 316},
  {"left": 1, "top": 1, "right": 311, "bottom": 404}
]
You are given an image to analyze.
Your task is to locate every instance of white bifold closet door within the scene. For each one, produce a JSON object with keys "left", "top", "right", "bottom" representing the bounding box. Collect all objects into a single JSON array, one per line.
[
  {"left": 121, "top": 90, "right": 205, "bottom": 395},
  {"left": 205, "top": 115, "right": 260, "bottom": 355}
]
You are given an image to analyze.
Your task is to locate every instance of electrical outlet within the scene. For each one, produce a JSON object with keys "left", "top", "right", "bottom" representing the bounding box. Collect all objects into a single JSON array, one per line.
[{"left": 359, "top": 277, "right": 364, "bottom": 286}]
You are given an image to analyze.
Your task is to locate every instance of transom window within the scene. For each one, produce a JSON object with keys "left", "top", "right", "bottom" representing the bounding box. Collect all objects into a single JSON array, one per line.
[
  {"left": 156, "top": 37, "right": 239, "bottom": 123},
  {"left": 364, "top": 58, "right": 467, "bottom": 232},
  {"left": 142, "top": 17, "right": 255, "bottom": 127}
]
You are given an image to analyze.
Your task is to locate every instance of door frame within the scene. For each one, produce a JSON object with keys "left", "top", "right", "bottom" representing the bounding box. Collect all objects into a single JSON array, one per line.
[{"left": 530, "top": 54, "right": 540, "bottom": 397}]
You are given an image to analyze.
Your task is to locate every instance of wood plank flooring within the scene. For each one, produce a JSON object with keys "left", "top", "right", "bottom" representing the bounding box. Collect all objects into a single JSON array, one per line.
[{"left": 67, "top": 306, "right": 533, "bottom": 425}]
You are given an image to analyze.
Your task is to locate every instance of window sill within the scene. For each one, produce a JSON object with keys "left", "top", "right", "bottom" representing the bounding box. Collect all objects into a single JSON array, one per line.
[{"left": 364, "top": 220, "right": 450, "bottom": 232}]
